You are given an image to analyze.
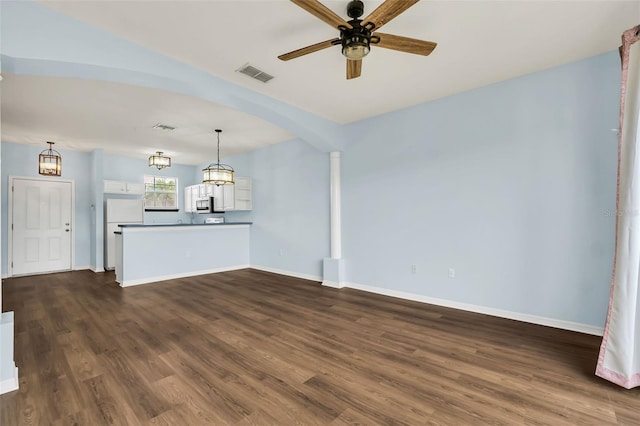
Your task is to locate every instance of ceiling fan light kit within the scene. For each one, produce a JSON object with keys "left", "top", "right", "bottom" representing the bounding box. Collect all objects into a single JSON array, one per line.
[
  {"left": 279, "top": 0, "right": 436, "bottom": 79},
  {"left": 342, "top": 35, "right": 370, "bottom": 60}
]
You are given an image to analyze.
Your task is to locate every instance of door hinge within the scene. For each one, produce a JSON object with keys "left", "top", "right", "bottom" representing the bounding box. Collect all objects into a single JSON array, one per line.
[
  {"left": 11, "top": 223, "right": 13, "bottom": 230},
  {"left": 11, "top": 261, "right": 13, "bottom": 268}
]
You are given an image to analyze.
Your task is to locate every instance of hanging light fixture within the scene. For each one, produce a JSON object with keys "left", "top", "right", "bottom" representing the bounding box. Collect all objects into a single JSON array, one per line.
[
  {"left": 202, "top": 129, "right": 234, "bottom": 186},
  {"left": 38, "top": 141, "right": 62, "bottom": 176},
  {"left": 148, "top": 151, "right": 171, "bottom": 169}
]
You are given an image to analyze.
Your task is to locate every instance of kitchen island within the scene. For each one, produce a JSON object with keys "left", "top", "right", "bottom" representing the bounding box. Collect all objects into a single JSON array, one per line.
[{"left": 114, "top": 223, "right": 251, "bottom": 287}]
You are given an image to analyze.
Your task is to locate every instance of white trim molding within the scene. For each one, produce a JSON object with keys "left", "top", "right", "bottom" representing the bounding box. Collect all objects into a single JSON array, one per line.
[
  {"left": 343, "top": 281, "right": 604, "bottom": 336},
  {"left": 321, "top": 280, "right": 344, "bottom": 289},
  {"left": 73, "top": 265, "right": 92, "bottom": 272},
  {"left": 250, "top": 265, "right": 322, "bottom": 283}
]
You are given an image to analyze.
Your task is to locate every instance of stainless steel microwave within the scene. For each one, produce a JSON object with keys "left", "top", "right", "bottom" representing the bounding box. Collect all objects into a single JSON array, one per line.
[
  {"left": 195, "top": 196, "right": 224, "bottom": 213},
  {"left": 195, "top": 197, "right": 212, "bottom": 213}
]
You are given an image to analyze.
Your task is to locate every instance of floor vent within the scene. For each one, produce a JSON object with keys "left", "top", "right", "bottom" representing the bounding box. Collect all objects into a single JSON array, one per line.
[{"left": 237, "top": 64, "right": 274, "bottom": 83}]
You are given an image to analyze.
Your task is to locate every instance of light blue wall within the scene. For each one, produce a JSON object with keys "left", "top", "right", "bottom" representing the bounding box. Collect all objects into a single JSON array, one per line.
[
  {"left": 1, "top": 142, "right": 92, "bottom": 272},
  {"left": 341, "top": 52, "right": 619, "bottom": 327},
  {"left": 211, "top": 52, "right": 619, "bottom": 327},
  {"left": 224, "top": 139, "right": 331, "bottom": 279},
  {"left": 103, "top": 154, "right": 199, "bottom": 224}
]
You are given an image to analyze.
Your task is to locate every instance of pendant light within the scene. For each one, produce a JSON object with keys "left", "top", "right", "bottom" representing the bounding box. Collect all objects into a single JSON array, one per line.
[
  {"left": 202, "top": 129, "right": 234, "bottom": 186},
  {"left": 38, "top": 141, "right": 62, "bottom": 176},
  {"left": 148, "top": 151, "right": 171, "bottom": 169}
]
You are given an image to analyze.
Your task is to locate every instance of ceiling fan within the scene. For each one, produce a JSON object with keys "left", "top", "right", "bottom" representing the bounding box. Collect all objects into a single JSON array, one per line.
[{"left": 278, "top": 0, "right": 437, "bottom": 80}]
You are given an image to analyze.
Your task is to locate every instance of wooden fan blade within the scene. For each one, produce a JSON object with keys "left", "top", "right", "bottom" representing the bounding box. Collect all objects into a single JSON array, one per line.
[
  {"left": 278, "top": 38, "right": 340, "bottom": 61},
  {"left": 347, "top": 59, "right": 362, "bottom": 80},
  {"left": 361, "top": 0, "right": 419, "bottom": 31},
  {"left": 290, "top": 0, "right": 352, "bottom": 29},
  {"left": 374, "top": 33, "right": 437, "bottom": 56}
]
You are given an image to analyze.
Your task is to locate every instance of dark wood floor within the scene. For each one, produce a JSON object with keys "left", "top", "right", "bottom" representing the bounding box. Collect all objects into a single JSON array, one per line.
[{"left": 1, "top": 269, "right": 638, "bottom": 425}]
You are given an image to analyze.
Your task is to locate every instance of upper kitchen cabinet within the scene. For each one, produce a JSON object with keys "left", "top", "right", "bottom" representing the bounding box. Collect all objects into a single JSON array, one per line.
[
  {"left": 104, "top": 180, "right": 145, "bottom": 195},
  {"left": 184, "top": 185, "right": 195, "bottom": 213},
  {"left": 234, "top": 177, "right": 252, "bottom": 211},
  {"left": 200, "top": 184, "right": 211, "bottom": 198},
  {"left": 184, "top": 177, "right": 252, "bottom": 212},
  {"left": 210, "top": 184, "right": 234, "bottom": 212}
]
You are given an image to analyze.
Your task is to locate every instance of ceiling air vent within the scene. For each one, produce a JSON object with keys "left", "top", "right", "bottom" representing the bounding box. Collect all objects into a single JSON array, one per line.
[
  {"left": 237, "top": 64, "right": 274, "bottom": 83},
  {"left": 152, "top": 123, "right": 175, "bottom": 131}
]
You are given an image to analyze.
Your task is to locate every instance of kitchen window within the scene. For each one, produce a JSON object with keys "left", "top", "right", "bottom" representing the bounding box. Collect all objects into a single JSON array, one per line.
[{"left": 144, "top": 175, "right": 179, "bottom": 211}]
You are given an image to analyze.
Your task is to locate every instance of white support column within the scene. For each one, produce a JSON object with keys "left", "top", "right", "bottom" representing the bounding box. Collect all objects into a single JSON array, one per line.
[
  {"left": 330, "top": 151, "right": 342, "bottom": 259},
  {"left": 323, "top": 152, "right": 345, "bottom": 288}
]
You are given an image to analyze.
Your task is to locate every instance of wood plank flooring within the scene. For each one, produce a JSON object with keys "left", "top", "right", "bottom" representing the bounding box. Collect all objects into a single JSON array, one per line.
[{"left": 1, "top": 269, "right": 638, "bottom": 425}]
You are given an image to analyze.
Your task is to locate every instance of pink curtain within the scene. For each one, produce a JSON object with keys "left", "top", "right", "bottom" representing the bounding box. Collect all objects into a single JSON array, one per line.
[{"left": 596, "top": 25, "right": 640, "bottom": 389}]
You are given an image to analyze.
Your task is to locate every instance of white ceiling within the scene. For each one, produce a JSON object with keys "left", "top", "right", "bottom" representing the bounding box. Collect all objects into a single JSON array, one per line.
[
  {"left": 1, "top": 74, "right": 294, "bottom": 165},
  {"left": 2, "top": 0, "right": 639, "bottom": 164}
]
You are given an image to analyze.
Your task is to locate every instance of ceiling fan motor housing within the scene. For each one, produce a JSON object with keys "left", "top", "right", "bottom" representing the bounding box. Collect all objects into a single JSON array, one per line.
[{"left": 346, "top": 0, "right": 365, "bottom": 19}]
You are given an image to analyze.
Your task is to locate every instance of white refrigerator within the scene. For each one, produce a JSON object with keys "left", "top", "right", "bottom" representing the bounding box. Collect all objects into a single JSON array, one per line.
[{"left": 105, "top": 199, "right": 144, "bottom": 270}]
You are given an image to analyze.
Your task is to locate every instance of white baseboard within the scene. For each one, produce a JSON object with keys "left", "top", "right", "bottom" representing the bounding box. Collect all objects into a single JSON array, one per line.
[
  {"left": 0, "top": 365, "right": 18, "bottom": 395},
  {"left": 89, "top": 267, "right": 105, "bottom": 273},
  {"left": 344, "top": 281, "right": 604, "bottom": 336},
  {"left": 120, "top": 264, "right": 250, "bottom": 287},
  {"left": 250, "top": 265, "right": 322, "bottom": 283},
  {"left": 72, "top": 265, "right": 91, "bottom": 271},
  {"left": 321, "top": 280, "right": 344, "bottom": 288}
]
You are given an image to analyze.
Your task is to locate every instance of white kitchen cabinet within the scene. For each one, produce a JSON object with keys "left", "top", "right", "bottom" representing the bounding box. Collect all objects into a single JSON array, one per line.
[
  {"left": 104, "top": 180, "right": 145, "bottom": 195},
  {"left": 184, "top": 186, "right": 195, "bottom": 213},
  {"left": 234, "top": 177, "right": 252, "bottom": 211},
  {"left": 198, "top": 184, "right": 209, "bottom": 198},
  {"left": 185, "top": 177, "right": 250, "bottom": 212},
  {"left": 211, "top": 184, "right": 226, "bottom": 212},
  {"left": 223, "top": 185, "right": 235, "bottom": 211},
  {"left": 205, "top": 183, "right": 215, "bottom": 197}
]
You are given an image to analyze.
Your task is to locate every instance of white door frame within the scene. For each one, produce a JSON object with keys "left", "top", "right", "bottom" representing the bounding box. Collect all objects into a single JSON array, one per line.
[{"left": 8, "top": 176, "right": 76, "bottom": 277}]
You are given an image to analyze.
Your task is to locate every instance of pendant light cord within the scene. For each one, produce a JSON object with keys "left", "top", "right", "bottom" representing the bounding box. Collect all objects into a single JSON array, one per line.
[{"left": 216, "top": 129, "right": 222, "bottom": 167}]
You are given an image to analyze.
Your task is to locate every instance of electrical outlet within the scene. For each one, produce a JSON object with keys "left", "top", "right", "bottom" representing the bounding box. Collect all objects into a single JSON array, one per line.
[
  {"left": 411, "top": 264, "right": 417, "bottom": 274},
  {"left": 448, "top": 268, "right": 455, "bottom": 278}
]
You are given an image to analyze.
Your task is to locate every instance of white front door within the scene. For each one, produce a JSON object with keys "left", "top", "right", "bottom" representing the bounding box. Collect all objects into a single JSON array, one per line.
[{"left": 11, "top": 178, "right": 73, "bottom": 276}]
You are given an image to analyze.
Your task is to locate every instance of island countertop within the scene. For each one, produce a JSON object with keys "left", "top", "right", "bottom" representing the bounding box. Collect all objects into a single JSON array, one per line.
[{"left": 118, "top": 222, "right": 252, "bottom": 228}]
